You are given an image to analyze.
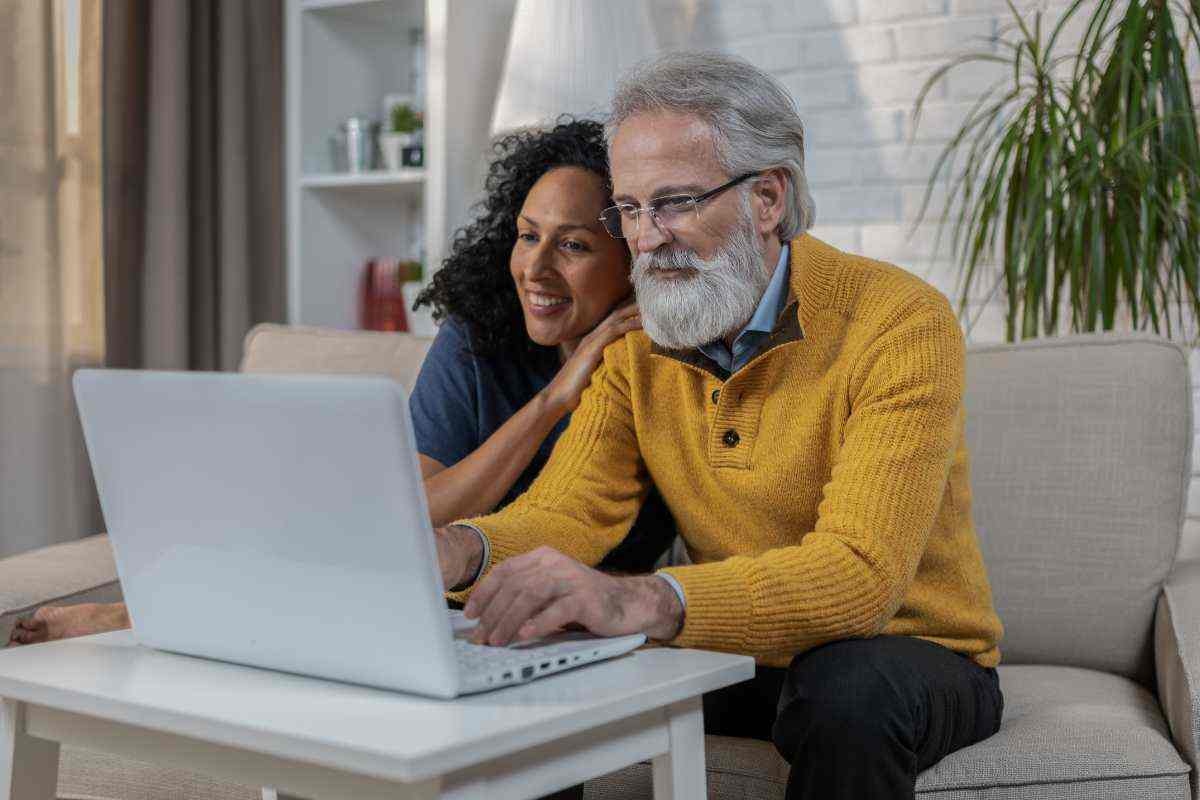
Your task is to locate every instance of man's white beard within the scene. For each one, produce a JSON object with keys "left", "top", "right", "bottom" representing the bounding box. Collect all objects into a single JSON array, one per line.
[{"left": 631, "top": 212, "right": 770, "bottom": 351}]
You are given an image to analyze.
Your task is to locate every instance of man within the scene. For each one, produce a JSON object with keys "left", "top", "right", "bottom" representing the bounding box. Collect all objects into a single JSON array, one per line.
[{"left": 434, "top": 51, "right": 1004, "bottom": 798}]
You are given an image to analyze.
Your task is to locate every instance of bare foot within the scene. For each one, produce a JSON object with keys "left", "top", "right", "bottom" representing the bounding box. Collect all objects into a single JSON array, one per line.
[{"left": 8, "top": 602, "right": 131, "bottom": 646}]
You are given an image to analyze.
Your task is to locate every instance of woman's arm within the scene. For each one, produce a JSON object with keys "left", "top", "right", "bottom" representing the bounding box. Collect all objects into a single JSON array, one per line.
[
  {"left": 419, "top": 388, "right": 568, "bottom": 526},
  {"left": 419, "top": 302, "right": 641, "bottom": 527}
]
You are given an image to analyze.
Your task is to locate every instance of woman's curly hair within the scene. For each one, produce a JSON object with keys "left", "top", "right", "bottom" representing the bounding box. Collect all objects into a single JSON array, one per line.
[{"left": 414, "top": 117, "right": 617, "bottom": 360}]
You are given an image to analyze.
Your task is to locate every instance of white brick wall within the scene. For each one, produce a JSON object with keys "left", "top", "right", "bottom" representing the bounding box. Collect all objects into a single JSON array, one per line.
[
  {"left": 648, "top": 0, "right": 1081, "bottom": 341},
  {"left": 648, "top": 0, "right": 1200, "bottom": 562}
]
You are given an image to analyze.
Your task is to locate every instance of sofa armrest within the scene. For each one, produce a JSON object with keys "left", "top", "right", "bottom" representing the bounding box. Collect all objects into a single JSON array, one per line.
[
  {"left": 0, "top": 535, "right": 122, "bottom": 643},
  {"left": 1156, "top": 560, "right": 1200, "bottom": 797}
]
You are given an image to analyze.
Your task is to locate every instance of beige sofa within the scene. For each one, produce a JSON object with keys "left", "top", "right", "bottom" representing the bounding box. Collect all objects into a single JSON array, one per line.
[{"left": 1, "top": 324, "right": 1197, "bottom": 800}]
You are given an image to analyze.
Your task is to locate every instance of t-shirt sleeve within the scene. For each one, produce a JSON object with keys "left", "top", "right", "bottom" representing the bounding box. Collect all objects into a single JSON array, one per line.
[{"left": 408, "top": 319, "right": 480, "bottom": 468}]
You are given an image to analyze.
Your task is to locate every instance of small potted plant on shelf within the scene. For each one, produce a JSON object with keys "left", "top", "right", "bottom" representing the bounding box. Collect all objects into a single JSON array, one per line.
[{"left": 380, "top": 103, "right": 424, "bottom": 172}]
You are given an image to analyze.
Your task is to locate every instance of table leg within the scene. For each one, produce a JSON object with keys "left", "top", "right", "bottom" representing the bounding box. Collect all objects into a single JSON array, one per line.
[
  {"left": 651, "top": 697, "right": 705, "bottom": 799},
  {"left": 0, "top": 700, "right": 59, "bottom": 800}
]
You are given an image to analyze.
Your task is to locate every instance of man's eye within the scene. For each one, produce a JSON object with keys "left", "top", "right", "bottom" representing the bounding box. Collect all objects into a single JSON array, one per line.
[
  {"left": 657, "top": 196, "right": 694, "bottom": 212},
  {"left": 562, "top": 240, "right": 588, "bottom": 252},
  {"left": 518, "top": 232, "right": 537, "bottom": 242}
]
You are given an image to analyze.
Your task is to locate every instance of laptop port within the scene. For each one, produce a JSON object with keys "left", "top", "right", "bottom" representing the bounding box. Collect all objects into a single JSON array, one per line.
[
  {"left": 503, "top": 671, "right": 513, "bottom": 680},
  {"left": 521, "top": 665, "right": 535, "bottom": 679},
  {"left": 557, "top": 658, "right": 567, "bottom": 665},
  {"left": 540, "top": 661, "right": 550, "bottom": 670}
]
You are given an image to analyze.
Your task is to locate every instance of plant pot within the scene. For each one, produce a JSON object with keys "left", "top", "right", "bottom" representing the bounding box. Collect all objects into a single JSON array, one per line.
[{"left": 379, "top": 132, "right": 416, "bottom": 172}]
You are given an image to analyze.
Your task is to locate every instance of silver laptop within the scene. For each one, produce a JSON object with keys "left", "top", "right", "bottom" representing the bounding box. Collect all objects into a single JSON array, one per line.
[{"left": 72, "top": 369, "right": 645, "bottom": 699}]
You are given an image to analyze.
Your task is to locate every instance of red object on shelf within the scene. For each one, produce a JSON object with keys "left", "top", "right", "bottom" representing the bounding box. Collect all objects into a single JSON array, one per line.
[{"left": 360, "top": 258, "right": 409, "bottom": 332}]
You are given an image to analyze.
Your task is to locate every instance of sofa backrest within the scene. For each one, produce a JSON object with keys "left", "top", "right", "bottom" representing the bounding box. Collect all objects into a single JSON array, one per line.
[
  {"left": 964, "top": 333, "right": 1191, "bottom": 684},
  {"left": 240, "top": 324, "right": 432, "bottom": 391}
]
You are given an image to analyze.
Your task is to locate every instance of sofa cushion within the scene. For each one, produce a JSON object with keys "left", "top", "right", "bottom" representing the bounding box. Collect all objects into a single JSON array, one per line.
[
  {"left": 585, "top": 664, "right": 1191, "bottom": 800},
  {"left": 239, "top": 323, "right": 432, "bottom": 391},
  {"left": 963, "top": 334, "right": 1191, "bottom": 684}
]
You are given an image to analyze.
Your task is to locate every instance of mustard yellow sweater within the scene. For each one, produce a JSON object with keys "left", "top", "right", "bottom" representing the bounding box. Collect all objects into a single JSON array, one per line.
[{"left": 460, "top": 234, "right": 1003, "bottom": 669}]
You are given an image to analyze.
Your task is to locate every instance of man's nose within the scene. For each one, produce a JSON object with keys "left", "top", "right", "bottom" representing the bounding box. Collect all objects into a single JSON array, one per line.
[{"left": 633, "top": 212, "right": 672, "bottom": 254}]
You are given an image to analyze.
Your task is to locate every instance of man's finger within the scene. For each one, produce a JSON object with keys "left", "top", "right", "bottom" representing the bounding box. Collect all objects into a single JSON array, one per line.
[
  {"left": 471, "top": 561, "right": 547, "bottom": 643},
  {"left": 465, "top": 551, "right": 549, "bottom": 618},
  {"left": 486, "top": 579, "right": 571, "bottom": 646},
  {"left": 464, "top": 550, "right": 534, "bottom": 618},
  {"left": 515, "top": 597, "right": 580, "bottom": 643}
]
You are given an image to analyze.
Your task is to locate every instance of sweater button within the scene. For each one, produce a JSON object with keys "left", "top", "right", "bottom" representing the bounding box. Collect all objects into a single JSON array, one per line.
[
  {"left": 722, "top": 429, "right": 740, "bottom": 447},
  {"left": 711, "top": 389, "right": 720, "bottom": 404}
]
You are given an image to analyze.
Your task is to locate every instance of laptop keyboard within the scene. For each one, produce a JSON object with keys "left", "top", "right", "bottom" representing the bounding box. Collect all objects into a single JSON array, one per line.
[
  {"left": 454, "top": 637, "right": 604, "bottom": 673},
  {"left": 447, "top": 609, "right": 612, "bottom": 681}
]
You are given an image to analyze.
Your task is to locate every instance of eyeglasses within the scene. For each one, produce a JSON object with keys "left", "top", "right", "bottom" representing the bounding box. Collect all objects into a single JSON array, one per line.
[{"left": 599, "top": 172, "right": 760, "bottom": 239}]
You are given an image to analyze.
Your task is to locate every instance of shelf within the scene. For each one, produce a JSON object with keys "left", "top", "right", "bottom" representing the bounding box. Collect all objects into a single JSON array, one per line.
[
  {"left": 300, "top": 0, "right": 422, "bottom": 33},
  {"left": 300, "top": 170, "right": 425, "bottom": 189}
]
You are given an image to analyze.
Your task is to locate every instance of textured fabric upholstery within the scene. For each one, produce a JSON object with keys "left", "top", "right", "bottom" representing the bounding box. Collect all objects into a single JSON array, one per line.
[
  {"left": 587, "top": 665, "right": 1192, "bottom": 800},
  {"left": 1156, "top": 561, "right": 1200, "bottom": 799},
  {"left": 239, "top": 323, "right": 432, "bottom": 391},
  {"left": 962, "top": 334, "right": 1190, "bottom": 684},
  {"left": 0, "top": 535, "right": 122, "bottom": 645}
]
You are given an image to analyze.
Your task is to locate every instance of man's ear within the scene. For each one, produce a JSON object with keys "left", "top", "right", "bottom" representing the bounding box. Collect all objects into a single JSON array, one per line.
[{"left": 751, "top": 168, "right": 788, "bottom": 236}]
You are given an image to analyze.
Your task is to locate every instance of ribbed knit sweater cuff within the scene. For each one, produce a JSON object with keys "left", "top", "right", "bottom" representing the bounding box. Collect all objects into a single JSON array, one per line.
[{"left": 658, "top": 561, "right": 755, "bottom": 652}]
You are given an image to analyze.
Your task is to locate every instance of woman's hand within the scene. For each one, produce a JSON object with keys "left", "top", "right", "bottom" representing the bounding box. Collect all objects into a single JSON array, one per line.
[{"left": 543, "top": 300, "right": 641, "bottom": 415}]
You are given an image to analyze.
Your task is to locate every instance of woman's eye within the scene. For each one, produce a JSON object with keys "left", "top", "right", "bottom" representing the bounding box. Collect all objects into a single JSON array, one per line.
[
  {"left": 518, "top": 232, "right": 538, "bottom": 243},
  {"left": 562, "top": 240, "right": 588, "bottom": 252}
]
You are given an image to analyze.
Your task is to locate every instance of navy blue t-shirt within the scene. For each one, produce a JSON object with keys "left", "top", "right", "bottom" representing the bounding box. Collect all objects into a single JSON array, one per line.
[{"left": 409, "top": 317, "right": 675, "bottom": 573}]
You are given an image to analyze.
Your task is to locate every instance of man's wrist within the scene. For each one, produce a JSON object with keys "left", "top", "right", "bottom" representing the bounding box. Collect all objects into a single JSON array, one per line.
[
  {"left": 446, "top": 524, "right": 486, "bottom": 591},
  {"left": 639, "top": 574, "right": 684, "bottom": 641}
]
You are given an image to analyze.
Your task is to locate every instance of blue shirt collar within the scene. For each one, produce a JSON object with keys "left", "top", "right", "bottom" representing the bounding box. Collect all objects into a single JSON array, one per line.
[
  {"left": 743, "top": 242, "right": 792, "bottom": 335},
  {"left": 698, "top": 241, "right": 792, "bottom": 373}
]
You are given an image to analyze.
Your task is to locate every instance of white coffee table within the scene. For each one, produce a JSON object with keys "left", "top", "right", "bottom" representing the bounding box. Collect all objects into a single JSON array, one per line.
[{"left": 0, "top": 631, "right": 753, "bottom": 799}]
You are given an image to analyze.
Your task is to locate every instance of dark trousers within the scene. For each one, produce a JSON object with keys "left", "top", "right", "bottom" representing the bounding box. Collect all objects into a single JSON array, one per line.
[
  {"left": 709, "top": 635, "right": 1003, "bottom": 799},
  {"left": 542, "top": 635, "right": 1003, "bottom": 800}
]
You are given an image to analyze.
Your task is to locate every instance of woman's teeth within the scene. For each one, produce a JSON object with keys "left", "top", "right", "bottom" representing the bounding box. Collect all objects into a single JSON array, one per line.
[{"left": 529, "top": 294, "right": 570, "bottom": 308}]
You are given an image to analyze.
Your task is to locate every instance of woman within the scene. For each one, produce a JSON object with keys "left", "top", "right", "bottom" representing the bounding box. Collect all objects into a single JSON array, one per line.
[
  {"left": 10, "top": 119, "right": 673, "bottom": 646},
  {"left": 409, "top": 117, "right": 674, "bottom": 571}
]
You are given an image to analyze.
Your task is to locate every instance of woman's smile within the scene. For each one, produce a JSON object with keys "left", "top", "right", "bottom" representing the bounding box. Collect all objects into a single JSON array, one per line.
[{"left": 526, "top": 290, "right": 573, "bottom": 316}]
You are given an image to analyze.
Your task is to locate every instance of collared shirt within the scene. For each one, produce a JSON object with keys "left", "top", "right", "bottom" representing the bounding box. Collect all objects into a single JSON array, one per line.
[{"left": 697, "top": 242, "right": 792, "bottom": 374}]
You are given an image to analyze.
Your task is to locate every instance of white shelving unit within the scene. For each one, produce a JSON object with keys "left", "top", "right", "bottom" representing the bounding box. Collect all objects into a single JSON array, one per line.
[{"left": 285, "top": 0, "right": 517, "bottom": 334}]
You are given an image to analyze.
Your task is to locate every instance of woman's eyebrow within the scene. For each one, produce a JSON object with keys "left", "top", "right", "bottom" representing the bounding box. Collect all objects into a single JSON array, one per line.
[{"left": 519, "top": 215, "right": 599, "bottom": 233}]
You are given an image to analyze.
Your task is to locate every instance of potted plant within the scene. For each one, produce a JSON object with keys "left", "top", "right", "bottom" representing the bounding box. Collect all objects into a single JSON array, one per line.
[
  {"left": 911, "top": 0, "right": 1200, "bottom": 343},
  {"left": 380, "top": 102, "right": 424, "bottom": 171}
]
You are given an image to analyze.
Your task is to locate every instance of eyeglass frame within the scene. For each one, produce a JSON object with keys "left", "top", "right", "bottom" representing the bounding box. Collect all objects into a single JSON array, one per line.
[{"left": 599, "top": 171, "right": 761, "bottom": 239}]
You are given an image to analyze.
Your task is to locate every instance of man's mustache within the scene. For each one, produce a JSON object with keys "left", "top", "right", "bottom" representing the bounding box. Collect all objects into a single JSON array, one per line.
[{"left": 632, "top": 248, "right": 710, "bottom": 279}]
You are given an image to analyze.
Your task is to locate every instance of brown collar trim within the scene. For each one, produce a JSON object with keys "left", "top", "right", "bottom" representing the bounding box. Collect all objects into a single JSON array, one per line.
[
  {"left": 649, "top": 344, "right": 730, "bottom": 381},
  {"left": 648, "top": 300, "right": 805, "bottom": 380},
  {"left": 762, "top": 300, "right": 805, "bottom": 350}
]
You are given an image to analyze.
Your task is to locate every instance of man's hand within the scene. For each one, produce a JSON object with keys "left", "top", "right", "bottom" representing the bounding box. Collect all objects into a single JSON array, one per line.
[
  {"left": 463, "top": 546, "right": 683, "bottom": 646},
  {"left": 434, "top": 525, "right": 484, "bottom": 591}
]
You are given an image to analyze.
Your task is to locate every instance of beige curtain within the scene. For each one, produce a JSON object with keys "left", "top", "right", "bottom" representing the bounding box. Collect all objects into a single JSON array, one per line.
[
  {"left": 104, "top": 0, "right": 285, "bottom": 372},
  {"left": 0, "top": 0, "right": 105, "bottom": 558}
]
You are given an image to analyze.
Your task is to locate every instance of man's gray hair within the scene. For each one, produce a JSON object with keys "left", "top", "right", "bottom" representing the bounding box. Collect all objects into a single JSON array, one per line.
[{"left": 607, "top": 51, "right": 817, "bottom": 239}]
